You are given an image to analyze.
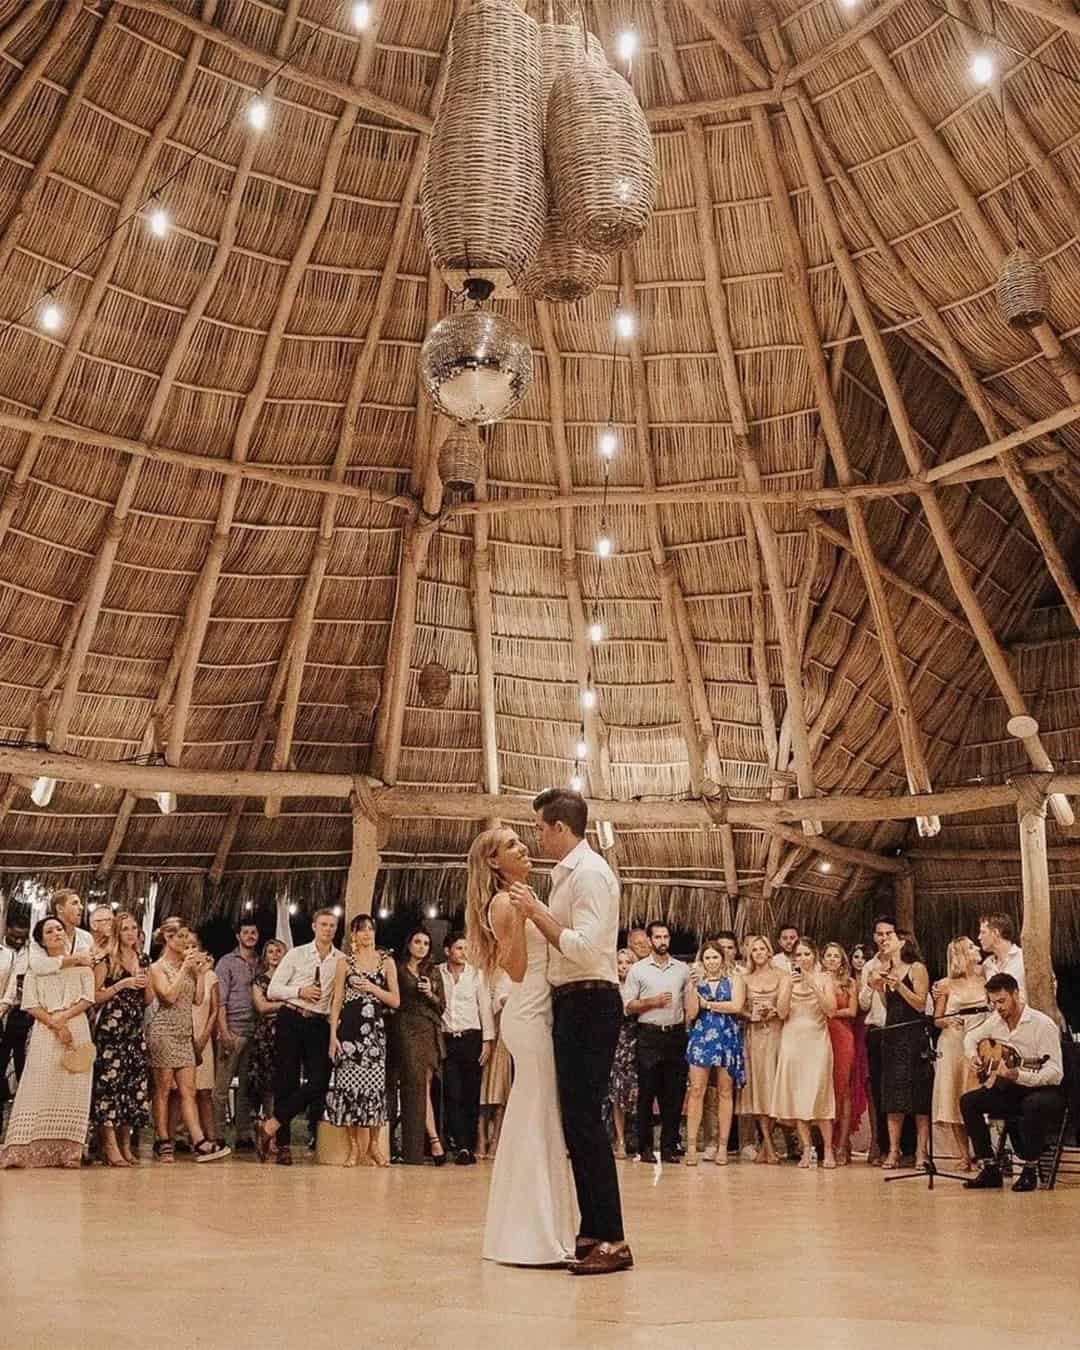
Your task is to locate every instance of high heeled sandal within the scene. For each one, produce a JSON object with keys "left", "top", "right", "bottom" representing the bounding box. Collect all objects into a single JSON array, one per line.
[{"left": 429, "top": 1134, "right": 447, "bottom": 1167}]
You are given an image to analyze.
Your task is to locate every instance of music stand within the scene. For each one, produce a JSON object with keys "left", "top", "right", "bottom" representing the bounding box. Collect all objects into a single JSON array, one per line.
[{"left": 881, "top": 1009, "right": 980, "bottom": 1191}]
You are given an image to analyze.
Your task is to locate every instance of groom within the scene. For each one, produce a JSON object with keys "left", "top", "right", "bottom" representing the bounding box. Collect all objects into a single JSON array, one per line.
[{"left": 510, "top": 788, "right": 632, "bottom": 1275}]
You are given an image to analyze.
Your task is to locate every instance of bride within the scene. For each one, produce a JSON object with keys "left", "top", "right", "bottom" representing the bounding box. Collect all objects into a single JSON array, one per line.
[{"left": 465, "top": 826, "right": 577, "bottom": 1266}]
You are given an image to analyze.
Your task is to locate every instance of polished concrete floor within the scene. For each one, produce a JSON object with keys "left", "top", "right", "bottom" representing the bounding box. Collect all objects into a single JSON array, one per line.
[{"left": 2, "top": 1153, "right": 1075, "bottom": 1349}]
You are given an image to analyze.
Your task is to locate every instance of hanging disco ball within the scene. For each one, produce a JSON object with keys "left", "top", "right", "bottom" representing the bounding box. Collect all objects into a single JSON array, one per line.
[{"left": 418, "top": 284, "right": 533, "bottom": 425}]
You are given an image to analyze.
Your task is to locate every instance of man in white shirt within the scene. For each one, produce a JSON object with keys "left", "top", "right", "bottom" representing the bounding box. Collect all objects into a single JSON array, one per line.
[
  {"left": 263, "top": 908, "right": 344, "bottom": 1166},
  {"left": 437, "top": 932, "right": 494, "bottom": 1165},
  {"left": 960, "top": 973, "right": 1064, "bottom": 1193},
  {"left": 0, "top": 923, "right": 29, "bottom": 1111},
  {"left": 510, "top": 788, "right": 632, "bottom": 1276},
  {"left": 623, "top": 923, "right": 689, "bottom": 1165},
  {"left": 28, "top": 889, "right": 95, "bottom": 976},
  {"left": 858, "top": 915, "right": 897, "bottom": 1162},
  {"left": 771, "top": 924, "right": 799, "bottom": 973},
  {"left": 978, "top": 913, "right": 1026, "bottom": 998}
]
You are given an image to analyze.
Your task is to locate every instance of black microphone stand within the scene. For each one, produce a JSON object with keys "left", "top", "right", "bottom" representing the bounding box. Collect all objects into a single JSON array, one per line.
[{"left": 881, "top": 1008, "right": 984, "bottom": 1191}]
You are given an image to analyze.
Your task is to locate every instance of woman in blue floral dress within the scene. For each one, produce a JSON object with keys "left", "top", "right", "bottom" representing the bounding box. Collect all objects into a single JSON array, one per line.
[{"left": 684, "top": 939, "right": 745, "bottom": 1166}]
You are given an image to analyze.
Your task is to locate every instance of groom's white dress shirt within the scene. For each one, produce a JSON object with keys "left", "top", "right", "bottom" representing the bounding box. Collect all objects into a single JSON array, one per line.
[{"left": 546, "top": 839, "right": 619, "bottom": 988}]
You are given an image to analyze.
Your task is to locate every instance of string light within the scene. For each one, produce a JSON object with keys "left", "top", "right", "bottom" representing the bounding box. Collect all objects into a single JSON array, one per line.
[
  {"left": 587, "top": 620, "right": 604, "bottom": 644},
  {"left": 598, "top": 427, "right": 618, "bottom": 460},
  {"left": 819, "top": 860, "right": 833, "bottom": 874},
  {"left": 581, "top": 687, "right": 597, "bottom": 710},
  {"left": 575, "top": 739, "right": 588, "bottom": 760},
  {"left": 147, "top": 205, "right": 169, "bottom": 238},
  {"left": 30, "top": 776, "right": 56, "bottom": 807},
  {"left": 332, "top": 904, "right": 344, "bottom": 917},
  {"left": 971, "top": 52, "right": 995, "bottom": 84},
  {"left": 288, "top": 902, "right": 298, "bottom": 916},
  {"left": 426, "top": 904, "right": 439, "bottom": 919},
  {"left": 615, "top": 29, "right": 638, "bottom": 63},
  {"left": 595, "top": 534, "right": 613, "bottom": 558},
  {"left": 838, "top": 0, "right": 858, "bottom": 9},
  {"left": 38, "top": 298, "right": 62, "bottom": 334},
  {"left": 244, "top": 900, "right": 254, "bottom": 911},
  {"left": 351, "top": 1, "right": 372, "bottom": 28},
  {"left": 154, "top": 790, "right": 177, "bottom": 815},
  {"left": 111, "top": 901, "right": 120, "bottom": 911},
  {"left": 570, "top": 774, "right": 584, "bottom": 793},
  {"left": 614, "top": 308, "right": 636, "bottom": 340},
  {"left": 378, "top": 906, "right": 390, "bottom": 919},
  {"left": 247, "top": 97, "right": 269, "bottom": 131}
]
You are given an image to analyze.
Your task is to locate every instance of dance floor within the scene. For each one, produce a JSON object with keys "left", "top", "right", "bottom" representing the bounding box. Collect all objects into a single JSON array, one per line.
[{"left": 3, "top": 1154, "right": 1074, "bottom": 1349}]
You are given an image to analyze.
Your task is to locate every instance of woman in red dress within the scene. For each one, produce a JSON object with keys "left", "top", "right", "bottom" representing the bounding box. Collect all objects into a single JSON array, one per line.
[{"left": 822, "top": 943, "right": 858, "bottom": 1165}]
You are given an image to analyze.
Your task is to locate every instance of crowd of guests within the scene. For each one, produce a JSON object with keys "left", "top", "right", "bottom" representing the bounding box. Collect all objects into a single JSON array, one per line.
[{"left": 0, "top": 890, "right": 1067, "bottom": 1194}]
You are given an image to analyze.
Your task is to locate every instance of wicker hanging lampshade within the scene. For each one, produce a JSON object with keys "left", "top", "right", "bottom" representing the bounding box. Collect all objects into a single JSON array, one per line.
[
  {"left": 418, "top": 288, "right": 533, "bottom": 424},
  {"left": 419, "top": 662, "right": 452, "bottom": 709},
  {"left": 998, "top": 247, "right": 1050, "bottom": 330},
  {"left": 438, "top": 423, "right": 484, "bottom": 492},
  {"left": 520, "top": 25, "right": 608, "bottom": 303},
  {"left": 546, "top": 59, "right": 656, "bottom": 256},
  {"left": 346, "top": 669, "right": 382, "bottom": 719},
  {"left": 420, "top": 0, "right": 546, "bottom": 296}
]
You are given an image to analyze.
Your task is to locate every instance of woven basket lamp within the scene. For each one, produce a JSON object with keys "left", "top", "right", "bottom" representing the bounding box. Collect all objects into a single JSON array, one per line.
[
  {"left": 346, "top": 670, "right": 381, "bottom": 719},
  {"left": 420, "top": 0, "right": 546, "bottom": 295},
  {"left": 546, "top": 60, "right": 656, "bottom": 256},
  {"left": 438, "top": 423, "right": 484, "bottom": 492},
  {"left": 418, "top": 288, "right": 533, "bottom": 424},
  {"left": 998, "top": 247, "right": 1050, "bottom": 330},
  {"left": 520, "top": 25, "right": 607, "bottom": 303},
  {"left": 419, "top": 662, "right": 452, "bottom": 708}
]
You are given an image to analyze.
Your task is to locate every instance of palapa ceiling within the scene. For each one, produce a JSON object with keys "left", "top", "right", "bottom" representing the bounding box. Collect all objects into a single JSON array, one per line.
[{"left": 1, "top": 0, "right": 1079, "bottom": 944}]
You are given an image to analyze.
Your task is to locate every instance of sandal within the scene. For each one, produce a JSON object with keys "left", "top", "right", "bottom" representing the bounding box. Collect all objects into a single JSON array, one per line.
[
  {"left": 881, "top": 1154, "right": 900, "bottom": 1170},
  {"left": 153, "top": 1140, "right": 175, "bottom": 1164},
  {"left": 429, "top": 1134, "right": 447, "bottom": 1167}
]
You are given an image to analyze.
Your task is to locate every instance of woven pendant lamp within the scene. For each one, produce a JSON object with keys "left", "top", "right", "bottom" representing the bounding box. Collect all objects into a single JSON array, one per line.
[
  {"left": 438, "top": 423, "right": 484, "bottom": 492},
  {"left": 420, "top": 0, "right": 546, "bottom": 295},
  {"left": 419, "top": 662, "right": 451, "bottom": 708},
  {"left": 520, "top": 25, "right": 607, "bottom": 303},
  {"left": 998, "top": 247, "right": 1050, "bottom": 330},
  {"left": 546, "top": 59, "right": 656, "bottom": 256}
]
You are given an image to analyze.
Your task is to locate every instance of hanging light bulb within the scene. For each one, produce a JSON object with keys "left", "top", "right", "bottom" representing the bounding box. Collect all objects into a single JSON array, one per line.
[
  {"left": 569, "top": 774, "right": 584, "bottom": 793},
  {"left": 38, "top": 298, "right": 62, "bottom": 334},
  {"left": 614, "top": 309, "right": 636, "bottom": 340},
  {"left": 351, "top": 0, "right": 372, "bottom": 28},
  {"left": 838, "top": 0, "right": 858, "bottom": 9},
  {"left": 971, "top": 52, "right": 995, "bottom": 84},
  {"left": 378, "top": 906, "right": 390, "bottom": 920},
  {"left": 111, "top": 901, "right": 120, "bottom": 911},
  {"left": 244, "top": 900, "right": 254, "bottom": 911},
  {"left": 575, "top": 739, "right": 589, "bottom": 760},
  {"left": 588, "top": 620, "right": 604, "bottom": 644},
  {"left": 154, "top": 790, "right": 177, "bottom": 815},
  {"left": 288, "top": 902, "right": 298, "bottom": 916},
  {"left": 247, "top": 97, "right": 269, "bottom": 131},
  {"left": 332, "top": 905, "right": 344, "bottom": 917},
  {"left": 598, "top": 426, "right": 618, "bottom": 460},
  {"left": 148, "top": 205, "right": 169, "bottom": 238},
  {"left": 615, "top": 29, "right": 638, "bottom": 63},
  {"left": 426, "top": 904, "right": 438, "bottom": 919},
  {"left": 581, "top": 686, "right": 597, "bottom": 710},
  {"left": 30, "top": 777, "right": 56, "bottom": 807},
  {"left": 596, "top": 534, "right": 614, "bottom": 558},
  {"left": 819, "top": 860, "right": 833, "bottom": 874}
]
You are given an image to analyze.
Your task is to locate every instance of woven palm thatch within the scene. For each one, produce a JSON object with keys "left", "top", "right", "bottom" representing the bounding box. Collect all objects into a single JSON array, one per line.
[{"left": 0, "top": 1, "right": 1078, "bottom": 958}]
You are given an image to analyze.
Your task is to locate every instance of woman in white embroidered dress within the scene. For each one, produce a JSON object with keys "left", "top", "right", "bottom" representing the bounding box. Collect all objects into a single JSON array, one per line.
[
  {"left": 465, "top": 826, "right": 577, "bottom": 1266},
  {"left": 0, "top": 917, "right": 95, "bottom": 1168}
]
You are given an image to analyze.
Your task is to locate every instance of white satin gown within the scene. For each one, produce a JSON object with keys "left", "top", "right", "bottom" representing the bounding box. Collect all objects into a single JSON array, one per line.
[{"left": 482, "top": 917, "right": 578, "bottom": 1265}]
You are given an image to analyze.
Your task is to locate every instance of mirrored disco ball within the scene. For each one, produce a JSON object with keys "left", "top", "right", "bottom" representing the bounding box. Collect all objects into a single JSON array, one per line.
[{"left": 418, "top": 309, "right": 533, "bottom": 424}]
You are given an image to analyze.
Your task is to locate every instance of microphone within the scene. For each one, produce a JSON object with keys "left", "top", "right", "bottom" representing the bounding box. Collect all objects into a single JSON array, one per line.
[{"left": 955, "top": 1004, "right": 989, "bottom": 1015}]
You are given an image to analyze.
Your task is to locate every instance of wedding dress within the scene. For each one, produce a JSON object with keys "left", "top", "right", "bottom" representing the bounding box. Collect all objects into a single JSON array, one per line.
[{"left": 482, "top": 915, "right": 578, "bottom": 1265}]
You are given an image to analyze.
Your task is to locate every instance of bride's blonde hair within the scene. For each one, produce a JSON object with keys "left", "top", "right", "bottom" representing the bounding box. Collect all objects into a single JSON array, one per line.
[{"left": 465, "top": 826, "right": 519, "bottom": 975}]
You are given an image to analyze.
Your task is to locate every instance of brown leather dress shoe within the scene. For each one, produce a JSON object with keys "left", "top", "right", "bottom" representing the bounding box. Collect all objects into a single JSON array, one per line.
[
  {"left": 574, "top": 1238, "right": 599, "bottom": 1262},
  {"left": 569, "top": 1243, "right": 634, "bottom": 1276}
]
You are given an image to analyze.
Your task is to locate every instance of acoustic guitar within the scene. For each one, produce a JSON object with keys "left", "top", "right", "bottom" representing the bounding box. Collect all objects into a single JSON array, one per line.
[{"left": 974, "top": 1037, "right": 1049, "bottom": 1088}]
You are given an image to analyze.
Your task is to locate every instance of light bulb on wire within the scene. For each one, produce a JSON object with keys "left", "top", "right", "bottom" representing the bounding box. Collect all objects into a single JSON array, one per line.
[
  {"left": 351, "top": 1, "right": 372, "bottom": 28},
  {"left": 38, "top": 298, "right": 62, "bottom": 334},
  {"left": 615, "top": 29, "right": 638, "bottom": 63},
  {"left": 588, "top": 620, "right": 604, "bottom": 644},
  {"left": 575, "top": 739, "right": 588, "bottom": 760},
  {"left": 426, "top": 904, "right": 438, "bottom": 919},
  {"left": 581, "top": 686, "right": 597, "bottom": 711},
  {"left": 819, "top": 860, "right": 833, "bottom": 874},
  {"left": 248, "top": 98, "right": 269, "bottom": 131},
  {"left": 614, "top": 309, "right": 636, "bottom": 340},
  {"left": 598, "top": 427, "right": 618, "bottom": 460},
  {"left": 569, "top": 774, "right": 584, "bottom": 793},
  {"left": 971, "top": 52, "right": 995, "bottom": 84},
  {"left": 378, "top": 906, "right": 390, "bottom": 920},
  {"left": 288, "top": 902, "right": 298, "bottom": 916},
  {"left": 148, "top": 205, "right": 169, "bottom": 238},
  {"left": 596, "top": 534, "right": 613, "bottom": 558}
]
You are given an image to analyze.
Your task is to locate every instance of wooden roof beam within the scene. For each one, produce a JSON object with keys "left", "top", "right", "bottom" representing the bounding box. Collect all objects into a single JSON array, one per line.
[
  {"left": 673, "top": 0, "right": 771, "bottom": 90},
  {"left": 0, "top": 0, "right": 84, "bottom": 141}
]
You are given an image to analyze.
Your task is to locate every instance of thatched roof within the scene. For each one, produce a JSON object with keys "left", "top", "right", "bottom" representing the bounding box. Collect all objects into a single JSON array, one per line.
[{"left": 1, "top": 0, "right": 1079, "bottom": 953}]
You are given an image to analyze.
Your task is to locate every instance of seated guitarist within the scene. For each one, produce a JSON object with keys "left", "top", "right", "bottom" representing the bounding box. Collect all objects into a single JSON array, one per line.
[{"left": 960, "top": 974, "right": 1064, "bottom": 1192}]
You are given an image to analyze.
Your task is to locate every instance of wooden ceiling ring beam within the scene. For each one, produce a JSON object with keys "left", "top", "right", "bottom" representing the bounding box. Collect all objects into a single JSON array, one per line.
[
  {"left": 6, "top": 745, "right": 1080, "bottom": 824},
  {"left": 652, "top": 3, "right": 820, "bottom": 834},
  {"left": 673, "top": 0, "right": 772, "bottom": 90},
  {"left": 781, "top": 0, "right": 910, "bottom": 87},
  {"left": 923, "top": 402, "right": 1080, "bottom": 483},
  {"left": 644, "top": 88, "right": 777, "bottom": 122},
  {"left": 115, "top": 0, "right": 432, "bottom": 133},
  {"left": 762, "top": 822, "right": 909, "bottom": 875},
  {"left": 0, "top": 411, "right": 416, "bottom": 512}
]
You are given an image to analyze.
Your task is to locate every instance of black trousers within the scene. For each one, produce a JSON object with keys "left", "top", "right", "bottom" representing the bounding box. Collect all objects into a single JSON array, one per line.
[
  {"left": 960, "top": 1082, "right": 1065, "bottom": 1163},
  {"left": 443, "top": 1029, "right": 483, "bottom": 1153},
  {"left": 272, "top": 1007, "right": 331, "bottom": 1146},
  {"left": 553, "top": 985, "right": 624, "bottom": 1244},
  {"left": 636, "top": 1024, "right": 688, "bottom": 1157},
  {"left": 0, "top": 1009, "right": 31, "bottom": 1104}
]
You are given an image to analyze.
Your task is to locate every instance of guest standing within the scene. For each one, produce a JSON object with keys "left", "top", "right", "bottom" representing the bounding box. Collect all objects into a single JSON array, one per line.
[
  {"left": 248, "top": 939, "right": 286, "bottom": 1140},
  {"left": 623, "top": 922, "right": 689, "bottom": 1164},
  {"left": 28, "top": 889, "right": 95, "bottom": 976},
  {"left": 187, "top": 935, "right": 220, "bottom": 1147},
  {"left": 0, "top": 924, "right": 31, "bottom": 1112},
  {"left": 740, "top": 934, "right": 786, "bottom": 1164},
  {"left": 264, "top": 909, "right": 344, "bottom": 1166},
  {"left": 771, "top": 924, "right": 799, "bottom": 974},
  {"left": 605, "top": 947, "right": 639, "bottom": 1160},
  {"left": 771, "top": 940, "right": 837, "bottom": 1168},
  {"left": 326, "top": 914, "right": 399, "bottom": 1167},
  {"left": 849, "top": 944, "right": 872, "bottom": 1156},
  {"left": 872, "top": 930, "right": 932, "bottom": 1170},
  {"left": 822, "top": 943, "right": 858, "bottom": 1165},
  {"left": 91, "top": 911, "right": 151, "bottom": 1166},
  {"left": 684, "top": 940, "right": 745, "bottom": 1166},
  {"left": 147, "top": 923, "right": 229, "bottom": 1163},
  {"left": 478, "top": 967, "right": 513, "bottom": 1161},
  {"left": 0, "top": 917, "right": 95, "bottom": 1169},
  {"left": 626, "top": 929, "right": 651, "bottom": 962},
  {"left": 933, "top": 936, "right": 987, "bottom": 1171},
  {"left": 858, "top": 915, "right": 898, "bottom": 1164},
  {"left": 389, "top": 927, "right": 446, "bottom": 1165},
  {"left": 89, "top": 904, "right": 115, "bottom": 962},
  {"left": 979, "top": 913, "right": 1025, "bottom": 997},
  {"left": 437, "top": 931, "right": 494, "bottom": 1164},
  {"left": 213, "top": 919, "right": 261, "bottom": 1151}
]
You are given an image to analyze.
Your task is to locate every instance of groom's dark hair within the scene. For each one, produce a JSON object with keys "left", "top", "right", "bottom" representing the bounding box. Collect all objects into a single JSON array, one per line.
[{"left": 533, "top": 788, "right": 587, "bottom": 839}]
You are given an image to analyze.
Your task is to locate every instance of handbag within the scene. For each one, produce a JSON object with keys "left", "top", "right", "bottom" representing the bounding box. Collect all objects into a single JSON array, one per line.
[{"left": 60, "top": 1042, "right": 96, "bottom": 1074}]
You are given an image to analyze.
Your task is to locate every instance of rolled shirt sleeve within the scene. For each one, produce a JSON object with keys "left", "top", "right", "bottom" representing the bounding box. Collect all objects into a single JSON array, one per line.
[{"left": 268, "top": 950, "right": 302, "bottom": 1003}]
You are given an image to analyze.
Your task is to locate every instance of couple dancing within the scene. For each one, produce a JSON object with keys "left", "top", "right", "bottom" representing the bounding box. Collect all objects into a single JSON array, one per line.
[{"left": 464, "top": 788, "right": 632, "bottom": 1275}]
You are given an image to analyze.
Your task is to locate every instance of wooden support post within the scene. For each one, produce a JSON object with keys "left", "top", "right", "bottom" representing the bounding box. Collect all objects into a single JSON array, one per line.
[
  {"left": 893, "top": 870, "right": 916, "bottom": 935},
  {"left": 343, "top": 789, "right": 381, "bottom": 924},
  {"left": 1014, "top": 778, "right": 1057, "bottom": 1018}
]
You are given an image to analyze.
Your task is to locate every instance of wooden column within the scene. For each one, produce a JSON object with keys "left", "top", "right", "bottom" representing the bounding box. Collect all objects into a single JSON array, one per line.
[
  {"left": 343, "top": 789, "right": 381, "bottom": 924},
  {"left": 1014, "top": 776, "right": 1057, "bottom": 1017},
  {"left": 892, "top": 870, "right": 916, "bottom": 935}
]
